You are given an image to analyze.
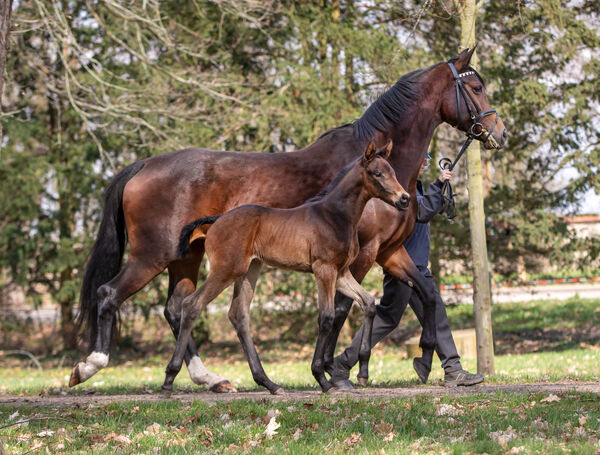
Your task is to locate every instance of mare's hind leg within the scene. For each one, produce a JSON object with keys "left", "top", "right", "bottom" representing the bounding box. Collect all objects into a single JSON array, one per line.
[
  {"left": 335, "top": 268, "right": 376, "bottom": 387},
  {"left": 162, "top": 268, "right": 236, "bottom": 392},
  {"left": 165, "top": 260, "right": 234, "bottom": 393},
  {"left": 228, "top": 260, "right": 283, "bottom": 394},
  {"left": 70, "top": 258, "right": 163, "bottom": 386}
]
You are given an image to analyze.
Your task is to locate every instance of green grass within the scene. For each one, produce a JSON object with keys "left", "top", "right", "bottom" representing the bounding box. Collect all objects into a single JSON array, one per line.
[
  {"left": 1, "top": 392, "right": 599, "bottom": 454},
  {"left": 1, "top": 297, "right": 600, "bottom": 453}
]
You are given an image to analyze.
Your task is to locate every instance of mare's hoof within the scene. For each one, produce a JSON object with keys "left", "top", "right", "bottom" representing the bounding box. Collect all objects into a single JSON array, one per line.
[
  {"left": 357, "top": 376, "right": 368, "bottom": 387},
  {"left": 271, "top": 387, "right": 285, "bottom": 395},
  {"left": 160, "top": 386, "right": 173, "bottom": 397},
  {"left": 209, "top": 380, "right": 237, "bottom": 394},
  {"left": 68, "top": 365, "right": 82, "bottom": 387},
  {"left": 413, "top": 357, "right": 431, "bottom": 384},
  {"left": 331, "top": 378, "right": 354, "bottom": 392}
]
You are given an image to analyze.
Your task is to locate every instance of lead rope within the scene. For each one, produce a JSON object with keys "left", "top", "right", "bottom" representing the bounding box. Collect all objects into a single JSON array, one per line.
[{"left": 438, "top": 135, "right": 473, "bottom": 219}]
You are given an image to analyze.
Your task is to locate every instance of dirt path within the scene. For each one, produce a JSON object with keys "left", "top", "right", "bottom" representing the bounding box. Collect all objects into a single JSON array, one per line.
[{"left": 2, "top": 382, "right": 599, "bottom": 408}]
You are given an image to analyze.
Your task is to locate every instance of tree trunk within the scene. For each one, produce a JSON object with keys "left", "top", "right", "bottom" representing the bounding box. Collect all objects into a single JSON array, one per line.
[
  {"left": 454, "top": 0, "right": 495, "bottom": 375},
  {"left": 0, "top": 0, "right": 13, "bottom": 141}
]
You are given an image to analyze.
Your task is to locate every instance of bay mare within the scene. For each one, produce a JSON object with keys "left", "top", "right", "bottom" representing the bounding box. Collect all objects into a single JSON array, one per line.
[
  {"left": 163, "top": 142, "right": 410, "bottom": 393},
  {"left": 70, "top": 49, "right": 507, "bottom": 392}
]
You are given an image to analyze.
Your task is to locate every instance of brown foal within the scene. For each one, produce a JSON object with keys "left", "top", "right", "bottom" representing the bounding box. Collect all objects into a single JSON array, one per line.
[{"left": 161, "top": 142, "right": 409, "bottom": 393}]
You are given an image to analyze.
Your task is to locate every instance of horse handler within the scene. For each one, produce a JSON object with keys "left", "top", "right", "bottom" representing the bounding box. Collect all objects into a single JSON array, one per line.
[{"left": 331, "top": 153, "right": 484, "bottom": 388}]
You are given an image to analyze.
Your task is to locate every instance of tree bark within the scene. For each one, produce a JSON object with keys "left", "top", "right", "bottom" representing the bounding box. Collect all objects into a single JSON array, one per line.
[
  {"left": 0, "top": 0, "right": 13, "bottom": 142},
  {"left": 454, "top": 0, "right": 495, "bottom": 375}
]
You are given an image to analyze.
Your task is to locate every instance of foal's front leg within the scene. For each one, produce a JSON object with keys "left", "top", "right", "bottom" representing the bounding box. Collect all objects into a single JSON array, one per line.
[
  {"left": 336, "top": 268, "right": 376, "bottom": 386},
  {"left": 312, "top": 264, "right": 338, "bottom": 392}
]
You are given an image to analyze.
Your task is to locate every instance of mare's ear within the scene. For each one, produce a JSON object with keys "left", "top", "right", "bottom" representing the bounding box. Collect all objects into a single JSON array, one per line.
[
  {"left": 362, "top": 141, "right": 377, "bottom": 165},
  {"left": 454, "top": 46, "right": 477, "bottom": 71},
  {"left": 378, "top": 140, "right": 393, "bottom": 160}
]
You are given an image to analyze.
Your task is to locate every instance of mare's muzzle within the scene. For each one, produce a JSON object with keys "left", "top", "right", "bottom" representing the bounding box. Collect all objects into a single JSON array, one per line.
[{"left": 395, "top": 193, "right": 411, "bottom": 211}]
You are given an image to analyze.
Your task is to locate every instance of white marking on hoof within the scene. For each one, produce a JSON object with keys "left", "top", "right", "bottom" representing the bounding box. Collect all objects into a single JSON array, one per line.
[
  {"left": 76, "top": 352, "right": 109, "bottom": 383},
  {"left": 188, "top": 356, "right": 231, "bottom": 389}
]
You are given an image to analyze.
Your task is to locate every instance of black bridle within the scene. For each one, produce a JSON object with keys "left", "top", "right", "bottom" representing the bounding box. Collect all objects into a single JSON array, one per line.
[{"left": 438, "top": 61, "right": 500, "bottom": 219}]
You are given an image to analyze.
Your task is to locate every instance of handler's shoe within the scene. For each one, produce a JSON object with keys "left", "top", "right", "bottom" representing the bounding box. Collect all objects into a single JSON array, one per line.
[{"left": 444, "top": 369, "right": 484, "bottom": 388}]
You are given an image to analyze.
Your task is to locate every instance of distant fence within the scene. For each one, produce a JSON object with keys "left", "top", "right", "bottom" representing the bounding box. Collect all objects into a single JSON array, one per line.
[{"left": 440, "top": 276, "right": 600, "bottom": 291}]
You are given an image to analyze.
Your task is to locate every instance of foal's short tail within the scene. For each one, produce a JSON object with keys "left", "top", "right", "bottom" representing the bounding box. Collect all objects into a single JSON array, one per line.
[
  {"left": 178, "top": 215, "right": 221, "bottom": 258},
  {"left": 77, "top": 161, "right": 145, "bottom": 351}
]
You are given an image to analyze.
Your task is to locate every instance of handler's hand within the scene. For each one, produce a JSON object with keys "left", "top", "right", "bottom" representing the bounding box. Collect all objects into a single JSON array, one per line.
[{"left": 440, "top": 169, "right": 453, "bottom": 182}]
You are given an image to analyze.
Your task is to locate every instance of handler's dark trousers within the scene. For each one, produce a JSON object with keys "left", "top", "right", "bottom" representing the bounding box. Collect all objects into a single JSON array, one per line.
[{"left": 336, "top": 269, "right": 462, "bottom": 373}]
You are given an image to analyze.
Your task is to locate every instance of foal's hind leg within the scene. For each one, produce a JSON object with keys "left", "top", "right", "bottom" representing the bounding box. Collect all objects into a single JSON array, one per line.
[
  {"left": 336, "top": 268, "right": 376, "bottom": 387},
  {"left": 70, "top": 258, "right": 163, "bottom": 386},
  {"left": 228, "top": 260, "right": 283, "bottom": 394},
  {"left": 165, "top": 261, "right": 234, "bottom": 393},
  {"left": 162, "top": 269, "right": 236, "bottom": 392}
]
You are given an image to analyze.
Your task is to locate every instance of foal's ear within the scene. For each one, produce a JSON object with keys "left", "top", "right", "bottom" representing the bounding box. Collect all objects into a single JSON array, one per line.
[
  {"left": 378, "top": 140, "right": 393, "bottom": 160},
  {"left": 363, "top": 141, "right": 377, "bottom": 165},
  {"left": 454, "top": 46, "right": 477, "bottom": 71}
]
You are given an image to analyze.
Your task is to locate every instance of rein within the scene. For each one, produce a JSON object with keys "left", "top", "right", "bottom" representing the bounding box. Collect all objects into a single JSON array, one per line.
[{"left": 438, "top": 62, "right": 499, "bottom": 219}]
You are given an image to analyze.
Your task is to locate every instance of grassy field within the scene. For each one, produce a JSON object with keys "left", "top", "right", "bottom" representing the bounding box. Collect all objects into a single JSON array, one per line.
[{"left": 1, "top": 297, "right": 599, "bottom": 453}]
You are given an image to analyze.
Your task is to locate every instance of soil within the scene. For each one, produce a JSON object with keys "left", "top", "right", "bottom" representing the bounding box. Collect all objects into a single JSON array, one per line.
[{"left": 2, "top": 382, "right": 599, "bottom": 409}]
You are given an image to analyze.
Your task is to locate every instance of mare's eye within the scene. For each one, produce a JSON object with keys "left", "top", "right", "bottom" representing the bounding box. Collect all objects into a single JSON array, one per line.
[{"left": 473, "top": 85, "right": 483, "bottom": 94}]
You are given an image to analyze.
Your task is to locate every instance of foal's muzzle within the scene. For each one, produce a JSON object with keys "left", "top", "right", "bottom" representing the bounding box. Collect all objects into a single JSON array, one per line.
[{"left": 395, "top": 193, "right": 411, "bottom": 211}]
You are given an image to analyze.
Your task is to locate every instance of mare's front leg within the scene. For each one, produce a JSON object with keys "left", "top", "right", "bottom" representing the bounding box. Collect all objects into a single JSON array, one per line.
[
  {"left": 228, "top": 260, "right": 284, "bottom": 395},
  {"left": 312, "top": 264, "right": 338, "bottom": 392},
  {"left": 377, "top": 246, "right": 437, "bottom": 382},
  {"left": 336, "top": 268, "right": 376, "bottom": 387},
  {"left": 162, "top": 270, "right": 234, "bottom": 393}
]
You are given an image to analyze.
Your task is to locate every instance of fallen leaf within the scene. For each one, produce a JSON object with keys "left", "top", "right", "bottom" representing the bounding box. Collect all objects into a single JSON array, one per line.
[
  {"left": 292, "top": 428, "right": 301, "bottom": 441},
  {"left": 579, "top": 416, "right": 588, "bottom": 426},
  {"left": 489, "top": 426, "right": 517, "bottom": 447},
  {"left": 436, "top": 404, "right": 459, "bottom": 417},
  {"left": 262, "top": 409, "right": 280, "bottom": 424},
  {"left": 383, "top": 432, "right": 395, "bottom": 442},
  {"left": 287, "top": 406, "right": 297, "bottom": 413},
  {"left": 303, "top": 402, "right": 314, "bottom": 409},
  {"left": 8, "top": 412, "right": 19, "bottom": 421},
  {"left": 504, "top": 447, "right": 524, "bottom": 455},
  {"left": 344, "top": 433, "right": 362, "bottom": 449},
  {"left": 37, "top": 430, "right": 54, "bottom": 437},
  {"left": 540, "top": 394, "right": 561, "bottom": 403},
  {"left": 263, "top": 417, "right": 280, "bottom": 439},
  {"left": 145, "top": 422, "right": 161, "bottom": 434},
  {"left": 374, "top": 422, "right": 394, "bottom": 435},
  {"left": 111, "top": 434, "right": 132, "bottom": 445}
]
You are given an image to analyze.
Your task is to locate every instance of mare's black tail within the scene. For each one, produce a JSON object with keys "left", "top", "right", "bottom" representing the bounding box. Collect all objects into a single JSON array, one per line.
[
  {"left": 177, "top": 215, "right": 221, "bottom": 258},
  {"left": 77, "top": 161, "right": 145, "bottom": 350}
]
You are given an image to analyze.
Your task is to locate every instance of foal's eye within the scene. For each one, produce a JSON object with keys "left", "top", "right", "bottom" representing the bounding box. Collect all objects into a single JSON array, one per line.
[
  {"left": 373, "top": 170, "right": 382, "bottom": 178},
  {"left": 473, "top": 85, "right": 483, "bottom": 94}
]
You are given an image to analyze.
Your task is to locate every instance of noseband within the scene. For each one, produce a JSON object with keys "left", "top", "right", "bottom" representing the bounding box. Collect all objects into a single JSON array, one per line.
[{"left": 447, "top": 62, "right": 499, "bottom": 143}]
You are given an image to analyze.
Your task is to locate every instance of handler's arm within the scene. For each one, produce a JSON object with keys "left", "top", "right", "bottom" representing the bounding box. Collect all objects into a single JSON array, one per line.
[{"left": 416, "top": 180, "right": 443, "bottom": 223}]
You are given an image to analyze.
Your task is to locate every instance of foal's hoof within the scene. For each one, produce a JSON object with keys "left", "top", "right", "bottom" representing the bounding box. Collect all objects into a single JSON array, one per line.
[
  {"left": 160, "top": 385, "right": 173, "bottom": 397},
  {"left": 357, "top": 376, "right": 368, "bottom": 387},
  {"left": 209, "top": 380, "right": 237, "bottom": 394},
  {"left": 68, "top": 364, "right": 82, "bottom": 387},
  {"left": 271, "top": 387, "right": 285, "bottom": 395},
  {"left": 331, "top": 378, "right": 354, "bottom": 392}
]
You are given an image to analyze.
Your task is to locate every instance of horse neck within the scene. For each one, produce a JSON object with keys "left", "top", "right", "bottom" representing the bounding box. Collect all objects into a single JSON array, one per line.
[
  {"left": 319, "top": 164, "right": 371, "bottom": 226},
  {"left": 386, "top": 73, "right": 445, "bottom": 192}
]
